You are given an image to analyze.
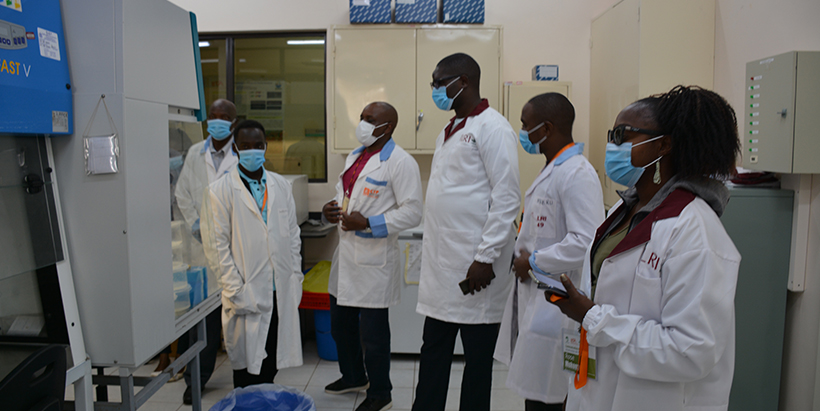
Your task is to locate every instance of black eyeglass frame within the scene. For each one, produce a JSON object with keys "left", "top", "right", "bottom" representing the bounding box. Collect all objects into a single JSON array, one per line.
[
  {"left": 607, "top": 125, "right": 665, "bottom": 145},
  {"left": 430, "top": 74, "right": 462, "bottom": 90}
]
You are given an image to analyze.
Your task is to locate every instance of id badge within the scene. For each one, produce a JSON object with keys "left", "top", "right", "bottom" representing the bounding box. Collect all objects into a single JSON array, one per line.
[
  {"left": 341, "top": 196, "right": 350, "bottom": 213},
  {"left": 562, "top": 328, "right": 597, "bottom": 379}
]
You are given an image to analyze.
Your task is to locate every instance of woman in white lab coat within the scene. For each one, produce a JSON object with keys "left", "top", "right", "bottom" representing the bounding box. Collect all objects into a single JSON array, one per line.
[
  {"left": 495, "top": 93, "right": 603, "bottom": 411},
  {"left": 201, "top": 120, "right": 303, "bottom": 387},
  {"left": 554, "top": 86, "right": 742, "bottom": 411}
]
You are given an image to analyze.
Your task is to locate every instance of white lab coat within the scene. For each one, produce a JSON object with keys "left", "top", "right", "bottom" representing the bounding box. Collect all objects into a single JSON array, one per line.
[
  {"left": 494, "top": 144, "right": 604, "bottom": 404},
  {"left": 328, "top": 139, "right": 423, "bottom": 308},
  {"left": 175, "top": 137, "right": 238, "bottom": 230},
  {"left": 566, "top": 189, "right": 740, "bottom": 411},
  {"left": 417, "top": 104, "right": 521, "bottom": 324},
  {"left": 201, "top": 168, "right": 304, "bottom": 374}
]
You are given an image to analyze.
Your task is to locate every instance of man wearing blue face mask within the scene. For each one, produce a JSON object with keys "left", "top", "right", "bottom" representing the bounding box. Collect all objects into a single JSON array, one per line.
[
  {"left": 495, "top": 93, "right": 603, "bottom": 411},
  {"left": 414, "top": 53, "right": 520, "bottom": 411},
  {"left": 173, "top": 99, "right": 239, "bottom": 404},
  {"left": 201, "top": 120, "right": 304, "bottom": 389}
]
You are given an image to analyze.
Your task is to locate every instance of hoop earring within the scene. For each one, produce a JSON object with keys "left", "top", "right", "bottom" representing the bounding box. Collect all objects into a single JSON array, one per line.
[{"left": 653, "top": 161, "right": 662, "bottom": 185}]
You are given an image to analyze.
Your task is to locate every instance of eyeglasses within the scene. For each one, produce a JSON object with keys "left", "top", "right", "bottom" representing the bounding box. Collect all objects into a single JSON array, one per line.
[
  {"left": 607, "top": 125, "right": 664, "bottom": 145},
  {"left": 430, "top": 75, "right": 461, "bottom": 89}
]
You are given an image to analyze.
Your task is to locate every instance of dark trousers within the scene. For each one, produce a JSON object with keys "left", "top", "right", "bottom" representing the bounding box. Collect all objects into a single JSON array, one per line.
[
  {"left": 411, "top": 317, "right": 500, "bottom": 411},
  {"left": 177, "top": 306, "right": 222, "bottom": 388},
  {"left": 525, "top": 399, "right": 564, "bottom": 411},
  {"left": 233, "top": 293, "right": 279, "bottom": 388},
  {"left": 329, "top": 295, "right": 392, "bottom": 401}
]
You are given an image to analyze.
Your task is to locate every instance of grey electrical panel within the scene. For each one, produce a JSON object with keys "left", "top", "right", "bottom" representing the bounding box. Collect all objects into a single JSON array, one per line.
[{"left": 744, "top": 51, "right": 820, "bottom": 173}]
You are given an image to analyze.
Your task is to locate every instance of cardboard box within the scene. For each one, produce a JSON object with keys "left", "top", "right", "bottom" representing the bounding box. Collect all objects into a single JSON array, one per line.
[
  {"left": 396, "top": 0, "right": 437, "bottom": 23},
  {"left": 442, "top": 0, "right": 484, "bottom": 24},
  {"left": 349, "top": 0, "right": 392, "bottom": 24}
]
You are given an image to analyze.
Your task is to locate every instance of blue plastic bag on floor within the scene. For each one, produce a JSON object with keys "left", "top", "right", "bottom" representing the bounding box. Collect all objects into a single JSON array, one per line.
[{"left": 209, "top": 384, "right": 315, "bottom": 411}]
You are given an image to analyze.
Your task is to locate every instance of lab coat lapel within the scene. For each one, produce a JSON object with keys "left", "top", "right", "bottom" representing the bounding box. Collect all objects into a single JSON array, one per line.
[
  {"left": 357, "top": 153, "right": 382, "bottom": 180},
  {"left": 525, "top": 161, "right": 555, "bottom": 197},
  {"left": 231, "top": 170, "right": 265, "bottom": 223},
  {"left": 204, "top": 139, "right": 217, "bottom": 181},
  {"left": 264, "top": 172, "right": 277, "bottom": 225}
]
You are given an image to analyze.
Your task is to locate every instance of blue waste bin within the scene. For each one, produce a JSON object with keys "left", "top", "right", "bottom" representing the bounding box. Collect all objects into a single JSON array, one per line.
[
  {"left": 313, "top": 309, "right": 338, "bottom": 361},
  {"left": 209, "top": 383, "right": 315, "bottom": 411}
]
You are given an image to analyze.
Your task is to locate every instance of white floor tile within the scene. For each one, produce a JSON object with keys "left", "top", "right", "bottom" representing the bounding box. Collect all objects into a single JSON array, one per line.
[
  {"left": 303, "top": 385, "right": 359, "bottom": 409},
  {"left": 389, "top": 356, "right": 416, "bottom": 370},
  {"left": 178, "top": 400, "right": 219, "bottom": 411},
  {"left": 444, "top": 387, "right": 461, "bottom": 410},
  {"left": 447, "top": 367, "right": 462, "bottom": 389},
  {"left": 307, "top": 365, "right": 343, "bottom": 388},
  {"left": 275, "top": 364, "right": 316, "bottom": 390},
  {"left": 147, "top": 380, "right": 188, "bottom": 403},
  {"left": 493, "top": 359, "right": 510, "bottom": 370},
  {"left": 492, "top": 369, "right": 509, "bottom": 389},
  {"left": 389, "top": 368, "right": 415, "bottom": 388},
  {"left": 353, "top": 387, "right": 413, "bottom": 409}
]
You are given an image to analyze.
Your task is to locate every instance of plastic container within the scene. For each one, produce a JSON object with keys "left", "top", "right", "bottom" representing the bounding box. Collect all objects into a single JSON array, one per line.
[
  {"left": 188, "top": 266, "right": 206, "bottom": 306},
  {"left": 174, "top": 283, "right": 192, "bottom": 315},
  {"left": 209, "top": 383, "right": 315, "bottom": 411},
  {"left": 313, "top": 310, "right": 337, "bottom": 361}
]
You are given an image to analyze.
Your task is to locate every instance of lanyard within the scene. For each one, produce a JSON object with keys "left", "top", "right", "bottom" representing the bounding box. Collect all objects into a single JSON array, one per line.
[
  {"left": 575, "top": 328, "right": 589, "bottom": 389},
  {"left": 550, "top": 143, "right": 575, "bottom": 163},
  {"left": 261, "top": 186, "right": 268, "bottom": 212},
  {"left": 345, "top": 154, "right": 368, "bottom": 198}
]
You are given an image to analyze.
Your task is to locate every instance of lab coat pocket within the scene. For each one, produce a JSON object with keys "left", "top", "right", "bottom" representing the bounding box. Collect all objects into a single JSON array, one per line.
[
  {"left": 527, "top": 293, "right": 564, "bottom": 340},
  {"left": 438, "top": 228, "right": 480, "bottom": 272},
  {"left": 630, "top": 273, "right": 663, "bottom": 321},
  {"left": 444, "top": 141, "right": 480, "bottom": 186},
  {"left": 355, "top": 236, "right": 388, "bottom": 267},
  {"left": 530, "top": 196, "right": 558, "bottom": 239},
  {"left": 277, "top": 208, "right": 290, "bottom": 238}
]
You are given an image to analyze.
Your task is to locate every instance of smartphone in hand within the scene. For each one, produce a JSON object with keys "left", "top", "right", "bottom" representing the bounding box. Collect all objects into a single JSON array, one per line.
[{"left": 458, "top": 278, "right": 471, "bottom": 295}]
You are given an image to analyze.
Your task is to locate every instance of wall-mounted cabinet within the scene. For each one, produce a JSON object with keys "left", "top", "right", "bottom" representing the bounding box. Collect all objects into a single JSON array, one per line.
[
  {"left": 329, "top": 25, "right": 502, "bottom": 153},
  {"left": 589, "top": 0, "right": 715, "bottom": 207}
]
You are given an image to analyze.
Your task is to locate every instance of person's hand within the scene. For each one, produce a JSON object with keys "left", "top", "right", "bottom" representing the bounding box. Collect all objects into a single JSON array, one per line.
[
  {"left": 465, "top": 261, "right": 495, "bottom": 295},
  {"left": 340, "top": 211, "right": 368, "bottom": 232},
  {"left": 513, "top": 251, "right": 532, "bottom": 282},
  {"left": 549, "top": 273, "right": 595, "bottom": 323},
  {"left": 323, "top": 200, "right": 342, "bottom": 224}
]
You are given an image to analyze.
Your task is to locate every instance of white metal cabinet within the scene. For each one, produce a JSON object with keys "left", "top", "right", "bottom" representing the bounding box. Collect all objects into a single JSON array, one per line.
[
  {"left": 589, "top": 0, "right": 715, "bottom": 207},
  {"left": 503, "top": 81, "right": 572, "bottom": 212},
  {"left": 330, "top": 26, "right": 502, "bottom": 153}
]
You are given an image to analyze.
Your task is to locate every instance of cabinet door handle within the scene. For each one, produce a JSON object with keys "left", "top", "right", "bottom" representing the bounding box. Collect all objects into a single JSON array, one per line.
[
  {"left": 416, "top": 110, "right": 424, "bottom": 131},
  {"left": 777, "top": 108, "right": 788, "bottom": 118}
]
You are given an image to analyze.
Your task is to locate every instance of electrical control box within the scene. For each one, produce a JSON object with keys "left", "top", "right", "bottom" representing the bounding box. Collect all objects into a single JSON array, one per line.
[{"left": 744, "top": 51, "right": 820, "bottom": 173}]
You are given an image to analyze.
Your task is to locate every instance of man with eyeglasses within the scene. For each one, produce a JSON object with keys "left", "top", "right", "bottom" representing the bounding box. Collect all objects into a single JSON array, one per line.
[{"left": 413, "top": 53, "right": 520, "bottom": 411}]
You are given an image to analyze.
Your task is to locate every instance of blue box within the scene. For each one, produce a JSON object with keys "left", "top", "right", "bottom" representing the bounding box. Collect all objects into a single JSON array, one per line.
[
  {"left": 396, "top": 0, "right": 437, "bottom": 23},
  {"left": 442, "top": 0, "right": 484, "bottom": 24},
  {"left": 349, "top": 0, "right": 392, "bottom": 24},
  {"left": 532, "top": 65, "right": 559, "bottom": 81}
]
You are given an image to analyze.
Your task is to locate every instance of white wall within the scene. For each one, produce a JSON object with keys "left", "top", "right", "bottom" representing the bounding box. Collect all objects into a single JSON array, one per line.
[{"left": 711, "top": 2, "right": 820, "bottom": 410}]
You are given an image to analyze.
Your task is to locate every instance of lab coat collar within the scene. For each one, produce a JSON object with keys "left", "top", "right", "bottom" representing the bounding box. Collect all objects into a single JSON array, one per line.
[
  {"left": 351, "top": 137, "right": 395, "bottom": 161},
  {"left": 444, "top": 99, "right": 490, "bottom": 141},
  {"left": 525, "top": 143, "right": 584, "bottom": 197},
  {"left": 596, "top": 188, "right": 696, "bottom": 259},
  {"left": 200, "top": 136, "right": 236, "bottom": 156},
  {"left": 229, "top": 167, "right": 273, "bottom": 224}
]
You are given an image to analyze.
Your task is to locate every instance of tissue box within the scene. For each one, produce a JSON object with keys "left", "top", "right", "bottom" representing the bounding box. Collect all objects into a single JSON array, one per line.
[
  {"left": 349, "top": 0, "right": 392, "bottom": 24},
  {"left": 396, "top": 0, "right": 437, "bottom": 23},
  {"left": 532, "top": 65, "right": 559, "bottom": 81},
  {"left": 442, "top": 0, "right": 484, "bottom": 24}
]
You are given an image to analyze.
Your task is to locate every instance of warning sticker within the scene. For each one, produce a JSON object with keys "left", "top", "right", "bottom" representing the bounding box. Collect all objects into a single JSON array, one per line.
[
  {"left": 52, "top": 111, "right": 68, "bottom": 133},
  {"left": 37, "top": 27, "right": 60, "bottom": 61},
  {"left": 2, "top": 0, "right": 23, "bottom": 12}
]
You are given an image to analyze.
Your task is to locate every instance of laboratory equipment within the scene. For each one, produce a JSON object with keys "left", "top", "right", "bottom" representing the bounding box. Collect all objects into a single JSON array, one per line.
[
  {"left": 743, "top": 51, "right": 820, "bottom": 173},
  {"left": 283, "top": 174, "right": 309, "bottom": 225}
]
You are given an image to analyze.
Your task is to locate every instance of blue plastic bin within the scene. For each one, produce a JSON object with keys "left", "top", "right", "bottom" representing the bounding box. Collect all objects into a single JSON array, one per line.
[
  {"left": 209, "top": 383, "right": 315, "bottom": 411},
  {"left": 313, "top": 310, "right": 338, "bottom": 361}
]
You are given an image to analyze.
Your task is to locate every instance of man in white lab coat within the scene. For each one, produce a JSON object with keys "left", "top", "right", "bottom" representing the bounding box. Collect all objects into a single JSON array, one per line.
[
  {"left": 494, "top": 93, "right": 604, "bottom": 411},
  {"left": 322, "top": 102, "right": 423, "bottom": 411},
  {"left": 201, "top": 120, "right": 304, "bottom": 388},
  {"left": 413, "top": 53, "right": 520, "bottom": 411},
  {"left": 172, "top": 99, "right": 238, "bottom": 404}
]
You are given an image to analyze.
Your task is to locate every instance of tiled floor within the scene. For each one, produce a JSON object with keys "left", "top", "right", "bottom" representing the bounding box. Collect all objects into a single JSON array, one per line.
[{"left": 67, "top": 340, "right": 525, "bottom": 411}]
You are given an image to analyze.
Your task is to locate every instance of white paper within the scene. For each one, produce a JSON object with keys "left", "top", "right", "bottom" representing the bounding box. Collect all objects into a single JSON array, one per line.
[
  {"left": 403, "top": 242, "right": 422, "bottom": 284},
  {"left": 8, "top": 315, "right": 45, "bottom": 337},
  {"left": 353, "top": 0, "right": 371, "bottom": 5},
  {"left": 85, "top": 135, "right": 119, "bottom": 175},
  {"left": 531, "top": 270, "right": 566, "bottom": 291},
  {"left": 38, "top": 27, "right": 60, "bottom": 61}
]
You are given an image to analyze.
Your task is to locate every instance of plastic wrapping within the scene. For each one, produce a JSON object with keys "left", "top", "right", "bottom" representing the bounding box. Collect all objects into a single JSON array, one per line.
[
  {"left": 209, "top": 384, "right": 315, "bottom": 411},
  {"left": 82, "top": 95, "right": 120, "bottom": 175}
]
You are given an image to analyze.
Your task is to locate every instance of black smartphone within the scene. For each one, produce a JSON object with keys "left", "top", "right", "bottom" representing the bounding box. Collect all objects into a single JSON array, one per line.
[
  {"left": 458, "top": 278, "right": 471, "bottom": 295},
  {"left": 540, "top": 285, "right": 569, "bottom": 299}
]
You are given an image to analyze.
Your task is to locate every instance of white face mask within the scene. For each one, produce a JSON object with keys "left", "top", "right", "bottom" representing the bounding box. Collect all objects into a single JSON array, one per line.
[{"left": 355, "top": 120, "right": 388, "bottom": 147}]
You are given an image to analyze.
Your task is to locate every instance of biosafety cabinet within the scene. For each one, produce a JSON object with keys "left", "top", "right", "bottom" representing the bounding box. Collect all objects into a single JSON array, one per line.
[{"left": 52, "top": 0, "right": 214, "bottom": 371}]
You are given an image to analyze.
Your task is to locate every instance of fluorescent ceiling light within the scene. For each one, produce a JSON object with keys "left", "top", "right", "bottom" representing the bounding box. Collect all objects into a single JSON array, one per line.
[
  {"left": 239, "top": 58, "right": 247, "bottom": 63},
  {"left": 198, "top": 41, "right": 210, "bottom": 47},
  {"left": 201, "top": 59, "right": 219, "bottom": 63},
  {"left": 287, "top": 39, "right": 324, "bottom": 45}
]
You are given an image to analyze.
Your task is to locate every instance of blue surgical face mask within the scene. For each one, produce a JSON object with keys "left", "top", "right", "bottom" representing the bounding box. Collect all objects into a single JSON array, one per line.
[
  {"left": 604, "top": 135, "right": 665, "bottom": 187},
  {"left": 432, "top": 77, "right": 464, "bottom": 111},
  {"left": 238, "top": 149, "right": 266, "bottom": 172},
  {"left": 207, "top": 119, "right": 233, "bottom": 141},
  {"left": 518, "top": 122, "right": 546, "bottom": 154}
]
